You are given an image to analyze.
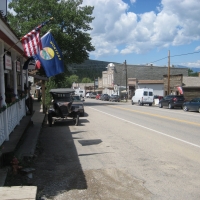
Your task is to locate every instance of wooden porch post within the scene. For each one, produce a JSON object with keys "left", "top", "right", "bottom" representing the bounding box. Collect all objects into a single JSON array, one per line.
[
  {"left": 42, "top": 80, "right": 45, "bottom": 113},
  {"left": 11, "top": 51, "right": 17, "bottom": 99},
  {"left": 0, "top": 40, "right": 6, "bottom": 107}
]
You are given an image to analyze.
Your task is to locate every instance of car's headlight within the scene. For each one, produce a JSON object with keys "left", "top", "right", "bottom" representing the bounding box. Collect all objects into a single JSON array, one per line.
[{"left": 48, "top": 106, "right": 55, "bottom": 111}]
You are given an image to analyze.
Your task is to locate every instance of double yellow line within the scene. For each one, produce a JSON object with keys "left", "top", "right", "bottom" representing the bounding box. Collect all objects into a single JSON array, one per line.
[{"left": 110, "top": 105, "right": 200, "bottom": 127}]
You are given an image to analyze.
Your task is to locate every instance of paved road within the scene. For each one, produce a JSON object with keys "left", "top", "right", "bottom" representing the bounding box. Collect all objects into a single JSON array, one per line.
[{"left": 33, "top": 98, "right": 200, "bottom": 199}]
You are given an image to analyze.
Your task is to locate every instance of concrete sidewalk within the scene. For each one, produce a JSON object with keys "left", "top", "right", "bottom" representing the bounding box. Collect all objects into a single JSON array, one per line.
[{"left": 0, "top": 99, "right": 45, "bottom": 199}]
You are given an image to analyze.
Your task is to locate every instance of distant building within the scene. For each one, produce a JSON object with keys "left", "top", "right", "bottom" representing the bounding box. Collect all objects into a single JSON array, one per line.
[
  {"left": 98, "top": 63, "right": 188, "bottom": 98},
  {"left": 163, "top": 74, "right": 200, "bottom": 100},
  {"left": 68, "top": 60, "right": 200, "bottom": 100}
]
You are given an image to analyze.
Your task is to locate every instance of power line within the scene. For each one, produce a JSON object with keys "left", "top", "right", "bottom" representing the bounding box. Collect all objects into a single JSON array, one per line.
[
  {"left": 149, "top": 50, "right": 200, "bottom": 65},
  {"left": 171, "top": 50, "right": 200, "bottom": 58}
]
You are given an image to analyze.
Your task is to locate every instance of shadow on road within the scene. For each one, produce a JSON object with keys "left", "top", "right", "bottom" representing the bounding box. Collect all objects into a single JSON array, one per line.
[{"left": 32, "top": 115, "right": 88, "bottom": 199}]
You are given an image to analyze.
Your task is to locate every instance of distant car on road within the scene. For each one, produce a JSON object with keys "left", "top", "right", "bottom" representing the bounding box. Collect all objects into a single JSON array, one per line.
[
  {"left": 132, "top": 88, "right": 154, "bottom": 106},
  {"left": 96, "top": 94, "right": 101, "bottom": 100},
  {"left": 182, "top": 97, "right": 200, "bottom": 112},
  {"left": 99, "top": 94, "right": 103, "bottom": 100},
  {"left": 86, "top": 92, "right": 92, "bottom": 98},
  {"left": 101, "top": 94, "right": 110, "bottom": 101},
  {"left": 89, "top": 92, "right": 97, "bottom": 98},
  {"left": 109, "top": 94, "right": 120, "bottom": 102},
  {"left": 159, "top": 95, "right": 185, "bottom": 109}
]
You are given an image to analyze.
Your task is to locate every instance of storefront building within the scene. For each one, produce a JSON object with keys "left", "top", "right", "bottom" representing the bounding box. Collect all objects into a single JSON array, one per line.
[{"left": 0, "top": 14, "right": 28, "bottom": 146}]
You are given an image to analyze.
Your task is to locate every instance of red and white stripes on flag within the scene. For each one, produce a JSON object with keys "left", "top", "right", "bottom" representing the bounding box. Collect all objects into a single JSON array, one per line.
[
  {"left": 21, "top": 29, "right": 42, "bottom": 57},
  {"left": 177, "top": 86, "right": 183, "bottom": 94}
]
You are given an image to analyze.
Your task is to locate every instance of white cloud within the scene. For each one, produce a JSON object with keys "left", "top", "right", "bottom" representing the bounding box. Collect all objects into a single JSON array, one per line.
[
  {"left": 130, "top": 0, "right": 136, "bottom": 4},
  {"left": 82, "top": 0, "right": 200, "bottom": 58},
  {"left": 195, "top": 46, "right": 200, "bottom": 51},
  {"left": 181, "top": 60, "right": 200, "bottom": 67}
]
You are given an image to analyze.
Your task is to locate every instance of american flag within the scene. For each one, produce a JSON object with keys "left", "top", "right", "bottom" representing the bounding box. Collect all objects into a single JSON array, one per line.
[
  {"left": 177, "top": 86, "right": 183, "bottom": 94},
  {"left": 21, "top": 18, "right": 53, "bottom": 57},
  {"left": 21, "top": 27, "right": 42, "bottom": 57}
]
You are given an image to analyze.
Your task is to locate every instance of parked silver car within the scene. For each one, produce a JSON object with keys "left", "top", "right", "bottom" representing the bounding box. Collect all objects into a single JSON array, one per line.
[{"left": 89, "top": 92, "right": 97, "bottom": 98}]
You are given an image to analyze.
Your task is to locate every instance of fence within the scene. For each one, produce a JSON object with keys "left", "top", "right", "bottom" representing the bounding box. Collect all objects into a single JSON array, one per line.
[{"left": 0, "top": 98, "right": 26, "bottom": 146}]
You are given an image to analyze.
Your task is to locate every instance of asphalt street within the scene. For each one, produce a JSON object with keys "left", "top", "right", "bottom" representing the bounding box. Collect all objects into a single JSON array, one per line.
[{"left": 31, "top": 98, "right": 200, "bottom": 199}]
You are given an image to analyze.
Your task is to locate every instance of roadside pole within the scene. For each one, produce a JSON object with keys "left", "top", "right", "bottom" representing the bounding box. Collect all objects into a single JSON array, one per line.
[{"left": 125, "top": 60, "right": 127, "bottom": 102}]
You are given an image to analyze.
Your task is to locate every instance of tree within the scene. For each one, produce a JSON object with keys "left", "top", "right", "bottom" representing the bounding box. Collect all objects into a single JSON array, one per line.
[
  {"left": 188, "top": 69, "right": 198, "bottom": 77},
  {"left": 7, "top": 0, "right": 95, "bottom": 107},
  {"left": 81, "top": 77, "right": 92, "bottom": 83},
  {"left": 68, "top": 74, "right": 79, "bottom": 84},
  {"left": 7, "top": 0, "right": 95, "bottom": 66},
  {"left": 45, "top": 78, "right": 57, "bottom": 108}
]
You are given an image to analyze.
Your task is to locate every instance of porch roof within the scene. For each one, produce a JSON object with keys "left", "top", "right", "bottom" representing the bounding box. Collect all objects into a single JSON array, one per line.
[{"left": 0, "top": 14, "right": 24, "bottom": 56}]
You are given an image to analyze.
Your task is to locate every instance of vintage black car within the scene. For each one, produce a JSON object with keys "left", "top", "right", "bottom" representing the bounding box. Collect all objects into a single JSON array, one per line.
[{"left": 47, "top": 88, "right": 82, "bottom": 126}]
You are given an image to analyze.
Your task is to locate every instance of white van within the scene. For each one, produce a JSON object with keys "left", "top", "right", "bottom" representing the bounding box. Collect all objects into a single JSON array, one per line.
[
  {"left": 75, "top": 89, "right": 85, "bottom": 98},
  {"left": 131, "top": 88, "right": 154, "bottom": 106}
]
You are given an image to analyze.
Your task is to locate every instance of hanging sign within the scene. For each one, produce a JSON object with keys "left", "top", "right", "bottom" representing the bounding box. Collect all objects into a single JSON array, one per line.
[
  {"left": 16, "top": 61, "right": 21, "bottom": 72},
  {"left": 5, "top": 55, "right": 12, "bottom": 70}
]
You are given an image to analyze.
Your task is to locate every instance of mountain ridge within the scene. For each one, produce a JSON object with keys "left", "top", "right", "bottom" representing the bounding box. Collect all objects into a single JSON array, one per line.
[{"left": 175, "top": 65, "right": 200, "bottom": 73}]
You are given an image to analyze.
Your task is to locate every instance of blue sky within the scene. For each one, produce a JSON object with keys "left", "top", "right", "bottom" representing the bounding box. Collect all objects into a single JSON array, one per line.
[
  {"left": 82, "top": 0, "right": 200, "bottom": 68},
  {"left": 5, "top": 0, "right": 200, "bottom": 69}
]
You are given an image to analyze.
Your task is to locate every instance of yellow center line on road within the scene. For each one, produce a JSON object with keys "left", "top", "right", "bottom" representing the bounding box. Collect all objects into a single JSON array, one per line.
[{"left": 109, "top": 105, "right": 200, "bottom": 127}]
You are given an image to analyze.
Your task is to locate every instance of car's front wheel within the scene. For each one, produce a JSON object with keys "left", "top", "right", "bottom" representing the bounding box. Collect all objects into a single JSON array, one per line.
[
  {"left": 168, "top": 103, "right": 173, "bottom": 109},
  {"left": 75, "top": 113, "right": 79, "bottom": 126},
  {"left": 198, "top": 107, "right": 200, "bottom": 113},
  {"left": 183, "top": 106, "right": 188, "bottom": 111},
  {"left": 48, "top": 113, "right": 52, "bottom": 127}
]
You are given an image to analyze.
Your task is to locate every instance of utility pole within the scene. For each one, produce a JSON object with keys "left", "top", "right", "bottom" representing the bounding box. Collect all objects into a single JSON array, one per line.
[
  {"left": 94, "top": 76, "right": 95, "bottom": 92},
  {"left": 125, "top": 60, "right": 127, "bottom": 102},
  {"left": 167, "top": 50, "right": 170, "bottom": 95}
]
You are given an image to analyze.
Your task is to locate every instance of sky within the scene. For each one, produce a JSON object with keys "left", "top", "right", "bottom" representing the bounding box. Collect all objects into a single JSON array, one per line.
[
  {"left": 5, "top": 0, "right": 200, "bottom": 68},
  {"left": 81, "top": 0, "right": 200, "bottom": 68}
]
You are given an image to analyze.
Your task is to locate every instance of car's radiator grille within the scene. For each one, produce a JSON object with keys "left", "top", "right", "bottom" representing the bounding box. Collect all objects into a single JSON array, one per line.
[{"left": 60, "top": 105, "right": 69, "bottom": 114}]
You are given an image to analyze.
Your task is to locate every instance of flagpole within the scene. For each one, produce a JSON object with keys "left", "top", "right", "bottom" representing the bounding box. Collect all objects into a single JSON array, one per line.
[
  {"left": 1, "top": 40, "right": 23, "bottom": 57},
  {"left": 1, "top": 17, "right": 54, "bottom": 56}
]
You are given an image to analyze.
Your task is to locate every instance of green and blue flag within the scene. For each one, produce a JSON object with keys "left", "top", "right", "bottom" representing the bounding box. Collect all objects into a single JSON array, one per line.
[{"left": 36, "top": 32, "right": 64, "bottom": 77}]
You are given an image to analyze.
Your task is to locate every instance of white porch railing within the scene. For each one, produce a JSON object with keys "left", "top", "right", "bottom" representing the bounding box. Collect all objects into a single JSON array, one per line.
[{"left": 0, "top": 98, "right": 26, "bottom": 146}]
